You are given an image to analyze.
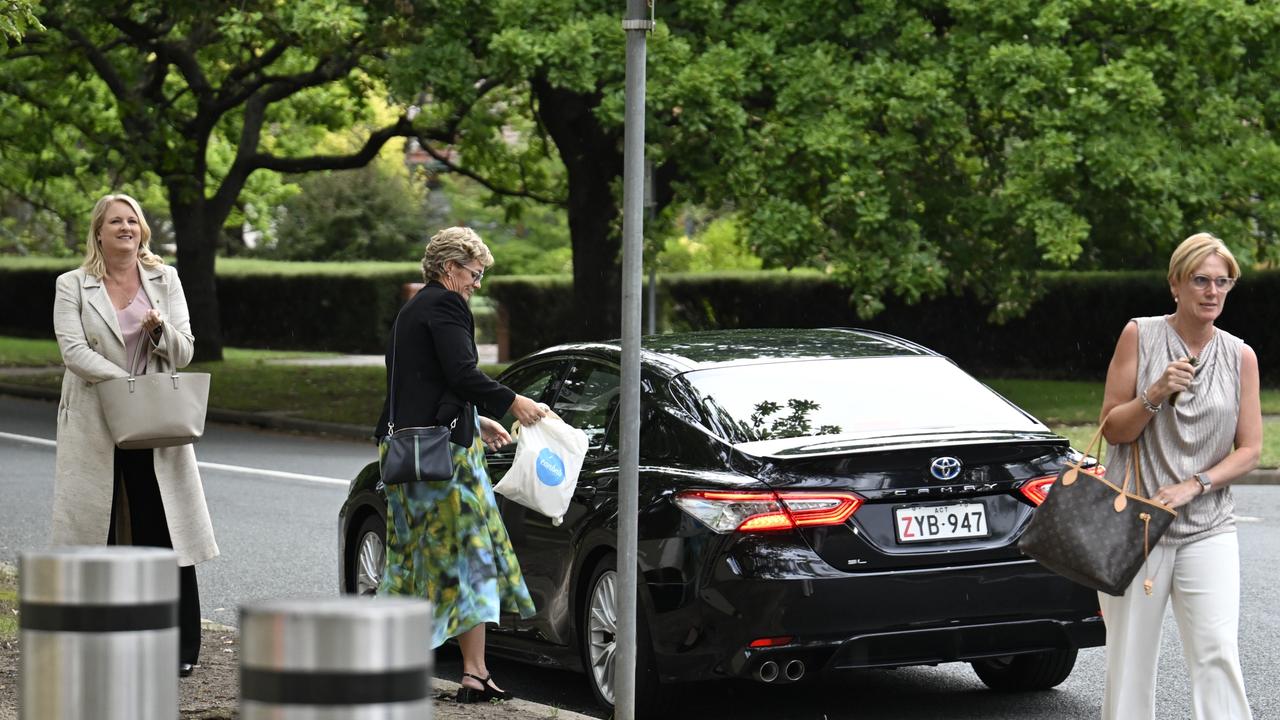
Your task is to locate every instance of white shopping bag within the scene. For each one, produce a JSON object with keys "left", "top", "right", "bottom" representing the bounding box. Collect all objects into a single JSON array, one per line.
[{"left": 493, "top": 414, "right": 589, "bottom": 525}]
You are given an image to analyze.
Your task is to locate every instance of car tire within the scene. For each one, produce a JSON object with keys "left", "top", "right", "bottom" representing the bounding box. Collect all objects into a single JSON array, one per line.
[
  {"left": 349, "top": 513, "right": 385, "bottom": 597},
  {"left": 971, "top": 649, "right": 1078, "bottom": 691},
  {"left": 581, "top": 554, "right": 668, "bottom": 719}
]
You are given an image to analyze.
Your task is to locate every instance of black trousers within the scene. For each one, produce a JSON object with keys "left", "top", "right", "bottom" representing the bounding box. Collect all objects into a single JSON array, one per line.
[{"left": 107, "top": 447, "right": 202, "bottom": 665}]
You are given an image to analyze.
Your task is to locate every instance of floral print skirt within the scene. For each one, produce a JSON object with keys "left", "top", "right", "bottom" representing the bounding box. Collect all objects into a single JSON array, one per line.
[{"left": 378, "top": 411, "right": 536, "bottom": 648}]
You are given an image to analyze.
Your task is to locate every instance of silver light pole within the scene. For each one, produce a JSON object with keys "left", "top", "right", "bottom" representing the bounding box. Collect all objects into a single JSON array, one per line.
[{"left": 618, "top": 2, "right": 652, "bottom": 719}]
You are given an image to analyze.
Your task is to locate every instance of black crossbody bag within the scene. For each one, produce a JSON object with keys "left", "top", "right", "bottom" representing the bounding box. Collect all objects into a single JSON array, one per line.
[{"left": 379, "top": 309, "right": 455, "bottom": 485}]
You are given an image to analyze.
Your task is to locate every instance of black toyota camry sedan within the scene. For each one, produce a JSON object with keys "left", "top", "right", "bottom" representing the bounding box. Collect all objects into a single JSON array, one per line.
[{"left": 338, "top": 328, "right": 1104, "bottom": 716}]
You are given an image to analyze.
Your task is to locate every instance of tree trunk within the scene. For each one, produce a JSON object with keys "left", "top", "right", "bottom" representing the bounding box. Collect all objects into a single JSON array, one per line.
[
  {"left": 532, "top": 78, "right": 624, "bottom": 342},
  {"left": 168, "top": 194, "right": 225, "bottom": 362}
]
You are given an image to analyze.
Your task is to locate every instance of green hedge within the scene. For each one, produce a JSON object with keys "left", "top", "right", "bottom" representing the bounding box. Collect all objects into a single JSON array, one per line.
[
  {"left": 489, "top": 269, "right": 1280, "bottom": 384},
  {"left": 5, "top": 256, "right": 1275, "bottom": 383},
  {"left": 0, "top": 258, "right": 493, "bottom": 354}
]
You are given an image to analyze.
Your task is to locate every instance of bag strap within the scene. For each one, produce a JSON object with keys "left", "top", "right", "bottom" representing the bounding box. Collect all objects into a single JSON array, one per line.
[
  {"left": 385, "top": 300, "right": 459, "bottom": 438},
  {"left": 125, "top": 329, "right": 171, "bottom": 379},
  {"left": 387, "top": 308, "right": 404, "bottom": 435}
]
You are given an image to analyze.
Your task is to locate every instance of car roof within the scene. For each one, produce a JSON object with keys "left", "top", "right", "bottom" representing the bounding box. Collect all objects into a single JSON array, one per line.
[{"left": 526, "top": 328, "right": 939, "bottom": 374}]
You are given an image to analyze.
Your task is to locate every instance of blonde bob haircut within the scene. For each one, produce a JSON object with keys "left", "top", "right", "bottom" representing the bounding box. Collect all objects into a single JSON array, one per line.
[
  {"left": 1167, "top": 232, "right": 1241, "bottom": 287},
  {"left": 421, "top": 226, "right": 494, "bottom": 283},
  {"left": 81, "top": 193, "right": 165, "bottom": 278}
]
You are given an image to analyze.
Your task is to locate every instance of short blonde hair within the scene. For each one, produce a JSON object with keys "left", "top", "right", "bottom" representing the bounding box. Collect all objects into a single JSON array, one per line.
[
  {"left": 81, "top": 193, "right": 165, "bottom": 278},
  {"left": 421, "top": 226, "right": 494, "bottom": 282},
  {"left": 1168, "top": 232, "right": 1240, "bottom": 286}
]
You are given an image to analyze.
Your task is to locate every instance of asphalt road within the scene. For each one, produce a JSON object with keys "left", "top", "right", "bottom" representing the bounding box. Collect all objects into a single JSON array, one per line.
[
  {"left": 1, "top": 393, "right": 1277, "bottom": 719},
  {"left": 0, "top": 394, "right": 373, "bottom": 627}
]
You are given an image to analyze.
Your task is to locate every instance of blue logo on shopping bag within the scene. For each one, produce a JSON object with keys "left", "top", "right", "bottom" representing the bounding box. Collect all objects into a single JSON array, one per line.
[{"left": 536, "top": 448, "right": 566, "bottom": 486}]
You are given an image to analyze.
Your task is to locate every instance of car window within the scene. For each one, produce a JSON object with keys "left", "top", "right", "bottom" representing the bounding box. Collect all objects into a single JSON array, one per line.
[
  {"left": 680, "top": 356, "right": 1045, "bottom": 444},
  {"left": 552, "top": 362, "right": 620, "bottom": 452},
  {"left": 491, "top": 361, "right": 567, "bottom": 454}
]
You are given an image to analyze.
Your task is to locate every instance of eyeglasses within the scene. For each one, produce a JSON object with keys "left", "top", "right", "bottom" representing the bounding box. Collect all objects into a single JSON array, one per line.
[
  {"left": 457, "top": 262, "right": 484, "bottom": 284},
  {"left": 1190, "top": 275, "right": 1236, "bottom": 291}
]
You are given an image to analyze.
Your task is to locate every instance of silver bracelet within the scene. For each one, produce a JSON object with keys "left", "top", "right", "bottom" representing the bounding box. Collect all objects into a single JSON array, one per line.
[{"left": 1140, "top": 389, "right": 1162, "bottom": 414}]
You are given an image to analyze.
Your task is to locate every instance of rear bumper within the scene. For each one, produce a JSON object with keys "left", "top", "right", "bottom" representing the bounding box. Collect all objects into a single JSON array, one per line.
[
  {"left": 825, "top": 616, "right": 1104, "bottom": 670},
  {"left": 649, "top": 558, "right": 1103, "bottom": 684}
]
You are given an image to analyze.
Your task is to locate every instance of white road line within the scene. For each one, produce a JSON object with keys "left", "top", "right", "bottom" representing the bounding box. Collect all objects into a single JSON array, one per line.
[
  {"left": 0, "top": 431, "right": 54, "bottom": 448},
  {"left": 0, "top": 431, "right": 350, "bottom": 486},
  {"left": 197, "top": 461, "right": 349, "bottom": 486}
]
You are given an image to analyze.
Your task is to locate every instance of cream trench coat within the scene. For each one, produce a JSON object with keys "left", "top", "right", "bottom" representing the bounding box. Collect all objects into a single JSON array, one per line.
[{"left": 50, "top": 263, "right": 218, "bottom": 566}]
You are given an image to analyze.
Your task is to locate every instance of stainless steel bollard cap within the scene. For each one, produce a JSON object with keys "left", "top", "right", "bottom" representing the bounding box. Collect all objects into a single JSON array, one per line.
[
  {"left": 20, "top": 546, "right": 179, "bottom": 606},
  {"left": 240, "top": 597, "right": 433, "bottom": 672}
]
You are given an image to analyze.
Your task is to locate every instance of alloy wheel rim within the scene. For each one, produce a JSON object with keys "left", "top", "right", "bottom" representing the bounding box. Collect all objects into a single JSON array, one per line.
[
  {"left": 587, "top": 569, "right": 618, "bottom": 705},
  {"left": 356, "top": 530, "right": 384, "bottom": 596}
]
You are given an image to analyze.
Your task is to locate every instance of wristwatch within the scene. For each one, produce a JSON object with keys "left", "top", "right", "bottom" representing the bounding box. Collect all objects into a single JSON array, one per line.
[{"left": 1194, "top": 472, "right": 1212, "bottom": 494}]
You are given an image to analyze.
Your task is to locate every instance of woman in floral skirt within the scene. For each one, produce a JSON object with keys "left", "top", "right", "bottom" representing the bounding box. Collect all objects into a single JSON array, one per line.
[{"left": 374, "top": 226, "right": 547, "bottom": 703}]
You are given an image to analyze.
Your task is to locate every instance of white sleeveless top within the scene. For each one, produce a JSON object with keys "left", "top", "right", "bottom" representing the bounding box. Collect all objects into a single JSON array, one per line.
[{"left": 1105, "top": 316, "right": 1242, "bottom": 545}]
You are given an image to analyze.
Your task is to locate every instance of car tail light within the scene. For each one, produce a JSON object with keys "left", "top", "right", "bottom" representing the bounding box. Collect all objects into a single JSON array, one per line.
[
  {"left": 674, "top": 490, "right": 862, "bottom": 533},
  {"left": 1019, "top": 475, "right": 1057, "bottom": 506},
  {"left": 1020, "top": 466, "right": 1105, "bottom": 506}
]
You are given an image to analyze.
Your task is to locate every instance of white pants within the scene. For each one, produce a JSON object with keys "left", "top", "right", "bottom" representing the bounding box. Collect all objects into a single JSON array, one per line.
[{"left": 1099, "top": 532, "right": 1251, "bottom": 720}]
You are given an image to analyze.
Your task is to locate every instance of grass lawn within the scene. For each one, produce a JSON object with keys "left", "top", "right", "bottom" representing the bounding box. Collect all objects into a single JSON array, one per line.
[
  {"left": 0, "top": 335, "right": 505, "bottom": 427},
  {"left": 0, "top": 566, "right": 15, "bottom": 639}
]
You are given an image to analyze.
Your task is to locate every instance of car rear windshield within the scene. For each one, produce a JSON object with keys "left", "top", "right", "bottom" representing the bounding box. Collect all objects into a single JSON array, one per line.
[{"left": 679, "top": 356, "right": 1045, "bottom": 444}]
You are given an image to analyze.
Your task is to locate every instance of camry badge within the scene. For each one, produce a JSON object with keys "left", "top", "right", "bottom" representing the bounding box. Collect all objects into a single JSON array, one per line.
[{"left": 930, "top": 456, "right": 962, "bottom": 481}]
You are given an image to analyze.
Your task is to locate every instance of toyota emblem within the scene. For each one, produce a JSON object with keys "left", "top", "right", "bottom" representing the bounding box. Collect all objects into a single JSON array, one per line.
[{"left": 930, "top": 456, "right": 962, "bottom": 481}]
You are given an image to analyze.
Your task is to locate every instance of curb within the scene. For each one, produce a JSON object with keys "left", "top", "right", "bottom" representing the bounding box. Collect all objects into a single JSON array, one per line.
[
  {"left": 431, "top": 678, "right": 599, "bottom": 720},
  {"left": 3, "top": 382, "right": 1280, "bottom": 484}
]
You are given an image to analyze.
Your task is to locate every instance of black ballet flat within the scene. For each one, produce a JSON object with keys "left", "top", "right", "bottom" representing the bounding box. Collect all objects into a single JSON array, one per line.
[
  {"left": 456, "top": 672, "right": 512, "bottom": 703},
  {"left": 179, "top": 662, "right": 195, "bottom": 677}
]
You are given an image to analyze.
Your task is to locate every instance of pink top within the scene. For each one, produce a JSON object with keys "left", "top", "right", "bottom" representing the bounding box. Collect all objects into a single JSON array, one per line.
[{"left": 116, "top": 287, "right": 154, "bottom": 376}]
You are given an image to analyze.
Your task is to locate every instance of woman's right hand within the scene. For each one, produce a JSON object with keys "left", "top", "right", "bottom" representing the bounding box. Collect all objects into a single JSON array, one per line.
[
  {"left": 509, "top": 394, "right": 549, "bottom": 427},
  {"left": 1148, "top": 357, "right": 1198, "bottom": 405}
]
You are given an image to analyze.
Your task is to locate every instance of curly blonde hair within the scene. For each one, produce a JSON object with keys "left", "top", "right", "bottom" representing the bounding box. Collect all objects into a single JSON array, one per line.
[
  {"left": 1168, "top": 232, "right": 1240, "bottom": 286},
  {"left": 81, "top": 193, "right": 165, "bottom": 278},
  {"left": 421, "top": 226, "right": 494, "bottom": 282}
]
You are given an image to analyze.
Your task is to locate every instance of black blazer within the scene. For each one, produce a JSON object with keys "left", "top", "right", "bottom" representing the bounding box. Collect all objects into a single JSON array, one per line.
[{"left": 374, "top": 282, "right": 516, "bottom": 448}]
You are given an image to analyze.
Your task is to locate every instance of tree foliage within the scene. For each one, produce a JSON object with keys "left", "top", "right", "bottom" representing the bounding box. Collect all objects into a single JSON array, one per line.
[
  {"left": 680, "top": 0, "right": 1280, "bottom": 318},
  {"left": 0, "top": 1, "right": 445, "bottom": 359},
  {"left": 268, "top": 163, "right": 427, "bottom": 261},
  {"left": 5, "top": 0, "right": 1280, "bottom": 352},
  {"left": 0, "top": 0, "right": 41, "bottom": 42}
]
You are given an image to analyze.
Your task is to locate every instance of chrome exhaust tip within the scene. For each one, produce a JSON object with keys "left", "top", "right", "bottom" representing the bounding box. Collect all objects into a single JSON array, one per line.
[
  {"left": 756, "top": 660, "right": 779, "bottom": 683},
  {"left": 784, "top": 659, "right": 805, "bottom": 681}
]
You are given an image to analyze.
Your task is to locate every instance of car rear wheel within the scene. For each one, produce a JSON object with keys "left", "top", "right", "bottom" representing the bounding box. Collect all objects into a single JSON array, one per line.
[
  {"left": 971, "top": 649, "right": 1077, "bottom": 691},
  {"left": 581, "top": 555, "right": 668, "bottom": 718},
  {"left": 351, "top": 513, "right": 385, "bottom": 596}
]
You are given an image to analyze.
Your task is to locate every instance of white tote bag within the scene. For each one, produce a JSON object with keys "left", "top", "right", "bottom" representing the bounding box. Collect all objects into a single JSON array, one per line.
[{"left": 493, "top": 414, "right": 588, "bottom": 525}]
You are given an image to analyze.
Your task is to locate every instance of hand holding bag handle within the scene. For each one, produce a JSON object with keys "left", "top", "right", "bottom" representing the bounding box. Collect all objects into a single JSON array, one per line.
[
  {"left": 379, "top": 307, "right": 455, "bottom": 485},
  {"left": 1017, "top": 412, "right": 1177, "bottom": 596},
  {"left": 96, "top": 333, "right": 211, "bottom": 449}
]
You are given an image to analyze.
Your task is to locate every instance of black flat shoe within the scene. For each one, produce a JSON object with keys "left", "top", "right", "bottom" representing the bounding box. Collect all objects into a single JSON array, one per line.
[
  {"left": 455, "top": 672, "right": 512, "bottom": 703},
  {"left": 179, "top": 662, "right": 195, "bottom": 677}
]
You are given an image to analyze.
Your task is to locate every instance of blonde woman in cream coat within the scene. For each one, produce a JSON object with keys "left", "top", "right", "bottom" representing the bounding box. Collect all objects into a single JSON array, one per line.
[{"left": 51, "top": 193, "right": 218, "bottom": 678}]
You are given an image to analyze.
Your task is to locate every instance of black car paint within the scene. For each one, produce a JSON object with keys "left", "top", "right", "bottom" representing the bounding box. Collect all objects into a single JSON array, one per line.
[{"left": 338, "top": 329, "right": 1104, "bottom": 687}]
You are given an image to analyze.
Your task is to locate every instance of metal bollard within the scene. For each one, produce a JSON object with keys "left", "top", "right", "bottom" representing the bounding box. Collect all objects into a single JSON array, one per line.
[
  {"left": 240, "top": 597, "right": 433, "bottom": 719},
  {"left": 19, "top": 546, "right": 179, "bottom": 720}
]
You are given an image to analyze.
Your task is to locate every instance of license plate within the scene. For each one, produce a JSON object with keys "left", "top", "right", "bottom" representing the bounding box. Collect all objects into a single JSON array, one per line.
[{"left": 894, "top": 503, "right": 988, "bottom": 543}]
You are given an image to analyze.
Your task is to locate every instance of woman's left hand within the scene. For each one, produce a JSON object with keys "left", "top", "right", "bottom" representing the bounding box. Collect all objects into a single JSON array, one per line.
[
  {"left": 1151, "top": 479, "right": 1202, "bottom": 510},
  {"left": 142, "top": 308, "right": 164, "bottom": 338},
  {"left": 479, "top": 416, "right": 513, "bottom": 451}
]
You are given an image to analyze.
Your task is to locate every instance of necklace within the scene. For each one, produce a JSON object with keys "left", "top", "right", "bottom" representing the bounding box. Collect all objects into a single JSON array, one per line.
[{"left": 104, "top": 272, "right": 140, "bottom": 310}]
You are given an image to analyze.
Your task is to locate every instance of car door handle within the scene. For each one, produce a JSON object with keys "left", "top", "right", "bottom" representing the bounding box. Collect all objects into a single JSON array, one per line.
[{"left": 575, "top": 486, "right": 597, "bottom": 500}]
